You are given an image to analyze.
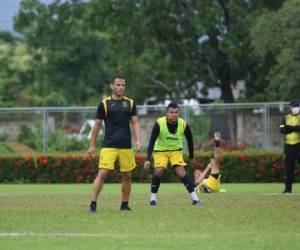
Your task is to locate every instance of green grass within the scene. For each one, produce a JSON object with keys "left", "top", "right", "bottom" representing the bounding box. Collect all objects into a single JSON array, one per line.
[{"left": 0, "top": 183, "right": 300, "bottom": 250}]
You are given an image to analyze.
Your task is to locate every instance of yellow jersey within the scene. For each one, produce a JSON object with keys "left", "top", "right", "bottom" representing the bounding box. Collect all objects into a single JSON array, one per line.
[{"left": 197, "top": 175, "right": 221, "bottom": 193}]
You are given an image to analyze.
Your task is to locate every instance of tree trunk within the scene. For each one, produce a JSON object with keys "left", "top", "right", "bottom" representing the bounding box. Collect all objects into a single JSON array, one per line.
[
  {"left": 220, "top": 81, "right": 235, "bottom": 103},
  {"left": 220, "top": 79, "right": 237, "bottom": 143}
]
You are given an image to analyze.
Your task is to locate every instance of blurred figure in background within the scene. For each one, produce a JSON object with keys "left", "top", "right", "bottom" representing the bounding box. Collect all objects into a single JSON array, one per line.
[{"left": 280, "top": 100, "right": 300, "bottom": 194}]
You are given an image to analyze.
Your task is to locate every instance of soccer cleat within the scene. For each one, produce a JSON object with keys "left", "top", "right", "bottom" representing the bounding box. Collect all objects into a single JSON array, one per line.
[
  {"left": 149, "top": 200, "right": 157, "bottom": 206},
  {"left": 120, "top": 205, "right": 132, "bottom": 211},
  {"left": 192, "top": 200, "right": 202, "bottom": 206},
  {"left": 282, "top": 189, "right": 292, "bottom": 194},
  {"left": 89, "top": 202, "right": 97, "bottom": 213},
  {"left": 283, "top": 184, "right": 292, "bottom": 194}
]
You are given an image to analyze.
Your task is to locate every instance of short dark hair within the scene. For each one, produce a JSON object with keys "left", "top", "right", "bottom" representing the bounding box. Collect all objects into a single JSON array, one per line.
[
  {"left": 111, "top": 75, "right": 125, "bottom": 84},
  {"left": 290, "top": 100, "right": 299, "bottom": 107},
  {"left": 167, "top": 102, "right": 179, "bottom": 110}
]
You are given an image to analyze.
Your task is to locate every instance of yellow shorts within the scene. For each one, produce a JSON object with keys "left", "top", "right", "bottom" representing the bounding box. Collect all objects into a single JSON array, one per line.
[
  {"left": 198, "top": 175, "right": 221, "bottom": 193},
  {"left": 99, "top": 148, "right": 136, "bottom": 172},
  {"left": 153, "top": 151, "right": 186, "bottom": 169}
]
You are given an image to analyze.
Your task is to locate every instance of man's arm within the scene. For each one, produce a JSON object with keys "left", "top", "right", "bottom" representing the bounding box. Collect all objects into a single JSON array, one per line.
[
  {"left": 146, "top": 123, "right": 160, "bottom": 161},
  {"left": 210, "top": 132, "right": 221, "bottom": 174},
  {"left": 287, "top": 125, "right": 300, "bottom": 132},
  {"left": 214, "top": 146, "right": 222, "bottom": 164},
  {"left": 144, "top": 123, "right": 159, "bottom": 170},
  {"left": 131, "top": 116, "right": 141, "bottom": 151},
  {"left": 279, "top": 116, "right": 294, "bottom": 134},
  {"left": 184, "top": 124, "right": 194, "bottom": 160},
  {"left": 88, "top": 119, "right": 102, "bottom": 157},
  {"left": 194, "top": 164, "right": 211, "bottom": 186}
]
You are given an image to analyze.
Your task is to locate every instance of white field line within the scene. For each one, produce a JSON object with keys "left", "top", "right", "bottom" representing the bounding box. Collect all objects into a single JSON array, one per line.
[
  {"left": 263, "top": 193, "right": 300, "bottom": 196},
  {"left": 0, "top": 232, "right": 141, "bottom": 237}
]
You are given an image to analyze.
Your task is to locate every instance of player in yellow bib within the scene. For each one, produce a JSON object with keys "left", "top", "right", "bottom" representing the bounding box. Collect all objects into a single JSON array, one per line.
[
  {"left": 280, "top": 100, "right": 300, "bottom": 194},
  {"left": 144, "top": 102, "right": 201, "bottom": 206},
  {"left": 194, "top": 132, "right": 222, "bottom": 193}
]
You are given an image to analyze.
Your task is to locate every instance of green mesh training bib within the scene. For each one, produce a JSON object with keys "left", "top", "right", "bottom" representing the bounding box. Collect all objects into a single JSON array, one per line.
[{"left": 154, "top": 117, "right": 186, "bottom": 151}]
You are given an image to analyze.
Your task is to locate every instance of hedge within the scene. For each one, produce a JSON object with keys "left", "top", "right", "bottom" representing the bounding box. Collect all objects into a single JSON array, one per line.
[{"left": 0, "top": 151, "right": 297, "bottom": 183}]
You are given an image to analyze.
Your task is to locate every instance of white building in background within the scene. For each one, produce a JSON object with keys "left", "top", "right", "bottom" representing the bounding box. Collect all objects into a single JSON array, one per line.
[
  {"left": 194, "top": 80, "right": 246, "bottom": 102},
  {"left": 139, "top": 80, "right": 246, "bottom": 115}
]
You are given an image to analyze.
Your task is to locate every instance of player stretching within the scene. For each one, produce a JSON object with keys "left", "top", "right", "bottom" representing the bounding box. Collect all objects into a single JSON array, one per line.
[{"left": 194, "top": 132, "right": 222, "bottom": 193}]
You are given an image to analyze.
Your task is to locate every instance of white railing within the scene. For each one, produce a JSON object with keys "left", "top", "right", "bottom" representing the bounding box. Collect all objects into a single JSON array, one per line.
[{"left": 0, "top": 102, "right": 289, "bottom": 153}]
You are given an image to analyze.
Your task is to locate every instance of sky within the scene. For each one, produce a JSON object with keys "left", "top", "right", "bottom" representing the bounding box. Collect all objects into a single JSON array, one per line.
[{"left": 0, "top": 0, "right": 55, "bottom": 32}]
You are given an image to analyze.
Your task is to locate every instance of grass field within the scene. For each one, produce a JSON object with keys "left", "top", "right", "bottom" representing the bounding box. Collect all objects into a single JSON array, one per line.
[{"left": 0, "top": 183, "right": 300, "bottom": 250}]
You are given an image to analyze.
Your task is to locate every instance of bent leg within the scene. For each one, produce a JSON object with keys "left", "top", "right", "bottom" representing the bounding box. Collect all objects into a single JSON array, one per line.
[
  {"left": 175, "top": 166, "right": 194, "bottom": 192},
  {"left": 175, "top": 166, "right": 200, "bottom": 203}
]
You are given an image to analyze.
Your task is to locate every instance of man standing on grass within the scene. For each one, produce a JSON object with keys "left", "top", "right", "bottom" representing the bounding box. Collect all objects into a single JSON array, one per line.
[
  {"left": 144, "top": 102, "right": 201, "bottom": 206},
  {"left": 280, "top": 100, "right": 300, "bottom": 194},
  {"left": 88, "top": 75, "right": 141, "bottom": 212}
]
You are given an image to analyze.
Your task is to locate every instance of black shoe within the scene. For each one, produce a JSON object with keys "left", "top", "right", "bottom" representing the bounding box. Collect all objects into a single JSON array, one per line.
[
  {"left": 149, "top": 200, "right": 157, "bottom": 206},
  {"left": 89, "top": 201, "right": 97, "bottom": 212},
  {"left": 120, "top": 205, "right": 132, "bottom": 211},
  {"left": 283, "top": 184, "right": 292, "bottom": 194},
  {"left": 192, "top": 200, "right": 201, "bottom": 206},
  {"left": 283, "top": 189, "right": 292, "bottom": 194}
]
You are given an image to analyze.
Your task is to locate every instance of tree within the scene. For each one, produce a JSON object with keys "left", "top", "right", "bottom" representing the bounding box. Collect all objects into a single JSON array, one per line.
[
  {"left": 251, "top": 0, "right": 300, "bottom": 101},
  {"left": 0, "top": 31, "right": 36, "bottom": 107},
  {"left": 85, "top": 0, "right": 284, "bottom": 103},
  {"left": 82, "top": 0, "right": 286, "bottom": 144},
  {"left": 11, "top": 0, "right": 287, "bottom": 105},
  {"left": 14, "top": 0, "right": 112, "bottom": 106}
]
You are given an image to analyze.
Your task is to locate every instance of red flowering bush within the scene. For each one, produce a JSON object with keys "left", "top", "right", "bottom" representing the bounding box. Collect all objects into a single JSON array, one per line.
[
  {"left": 0, "top": 151, "right": 291, "bottom": 183},
  {"left": 194, "top": 140, "right": 247, "bottom": 151}
]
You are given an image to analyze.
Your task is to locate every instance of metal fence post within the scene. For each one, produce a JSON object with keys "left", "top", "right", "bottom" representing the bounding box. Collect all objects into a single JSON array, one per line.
[
  {"left": 262, "top": 103, "right": 269, "bottom": 149},
  {"left": 266, "top": 104, "right": 270, "bottom": 149},
  {"left": 42, "top": 108, "right": 48, "bottom": 153}
]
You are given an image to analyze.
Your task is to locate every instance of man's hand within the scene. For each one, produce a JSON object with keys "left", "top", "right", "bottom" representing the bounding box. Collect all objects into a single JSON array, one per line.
[
  {"left": 88, "top": 145, "right": 96, "bottom": 157},
  {"left": 135, "top": 140, "right": 141, "bottom": 152},
  {"left": 144, "top": 160, "right": 151, "bottom": 171},
  {"left": 285, "top": 125, "right": 293, "bottom": 134},
  {"left": 189, "top": 158, "right": 199, "bottom": 169}
]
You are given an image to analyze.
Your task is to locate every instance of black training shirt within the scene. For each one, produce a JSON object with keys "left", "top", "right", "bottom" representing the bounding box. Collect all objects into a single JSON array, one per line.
[{"left": 96, "top": 96, "right": 137, "bottom": 148}]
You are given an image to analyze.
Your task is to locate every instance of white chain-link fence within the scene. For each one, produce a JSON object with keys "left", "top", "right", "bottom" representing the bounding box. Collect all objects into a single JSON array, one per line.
[{"left": 0, "top": 102, "right": 288, "bottom": 153}]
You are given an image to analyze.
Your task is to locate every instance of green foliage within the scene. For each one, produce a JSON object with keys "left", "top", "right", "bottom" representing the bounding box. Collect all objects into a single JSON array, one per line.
[
  {"left": 0, "top": 1, "right": 292, "bottom": 107},
  {"left": 47, "top": 130, "right": 90, "bottom": 152},
  {"left": 0, "top": 133, "right": 8, "bottom": 142},
  {"left": 189, "top": 114, "right": 211, "bottom": 143},
  {"left": 15, "top": 123, "right": 92, "bottom": 153},
  {"left": 17, "top": 123, "right": 41, "bottom": 150},
  {"left": 10, "top": 0, "right": 284, "bottom": 105},
  {"left": 0, "top": 142, "right": 14, "bottom": 153},
  {"left": 0, "top": 32, "right": 36, "bottom": 107},
  {"left": 11, "top": 0, "right": 112, "bottom": 106},
  {"left": 87, "top": 0, "right": 259, "bottom": 103},
  {"left": 251, "top": 0, "right": 300, "bottom": 101}
]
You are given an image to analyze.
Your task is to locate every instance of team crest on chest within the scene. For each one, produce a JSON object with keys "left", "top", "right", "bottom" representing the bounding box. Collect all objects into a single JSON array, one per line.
[{"left": 122, "top": 101, "right": 128, "bottom": 108}]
